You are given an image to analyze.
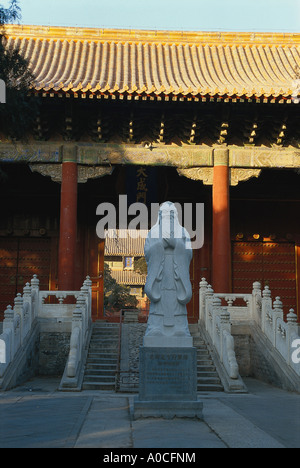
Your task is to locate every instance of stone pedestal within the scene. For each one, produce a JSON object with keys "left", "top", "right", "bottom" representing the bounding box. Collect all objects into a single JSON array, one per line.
[
  {"left": 143, "top": 334, "right": 193, "bottom": 347},
  {"left": 134, "top": 347, "right": 203, "bottom": 419}
]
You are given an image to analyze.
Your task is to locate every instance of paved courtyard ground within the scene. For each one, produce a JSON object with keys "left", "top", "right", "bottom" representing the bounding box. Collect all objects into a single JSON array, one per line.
[{"left": 0, "top": 377, "right": 299, "bottom": 449}]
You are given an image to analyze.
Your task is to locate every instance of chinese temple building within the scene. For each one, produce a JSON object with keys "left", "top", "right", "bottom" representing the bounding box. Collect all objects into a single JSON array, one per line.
[
  {"left": 0, "top": 25, "right": 299, "bottom": 323},
  {"left": 104, "top": 229, "right": 148, "bottom": 312}
]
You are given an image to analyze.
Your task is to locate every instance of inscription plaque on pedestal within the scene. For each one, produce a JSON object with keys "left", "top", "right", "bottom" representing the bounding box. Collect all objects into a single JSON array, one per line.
[
  {"left": 134, "top": 346, "right": 203, "bottom": 419},
  {"left": 139, "top": 347, "right": 197, "bottom": 401}
]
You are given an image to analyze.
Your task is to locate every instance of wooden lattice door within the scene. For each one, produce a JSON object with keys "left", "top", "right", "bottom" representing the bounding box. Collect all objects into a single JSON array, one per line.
[
  {"left": 0, "top": 237, "right": 53, "bottom": 320},
  {"left": 85, "top": 231, "right": 104, "bottom": 321},
  {"left": 232, "top": 241, "right": 297, "bottom": 317}
]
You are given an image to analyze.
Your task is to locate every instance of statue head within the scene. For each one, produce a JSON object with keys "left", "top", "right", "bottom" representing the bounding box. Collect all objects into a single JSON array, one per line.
[
  {"left": 159, "top": 201, "right": 178, "bottom": 219},
  {"left": 151, "top": 201, "right": 186, "bottom": 240}
]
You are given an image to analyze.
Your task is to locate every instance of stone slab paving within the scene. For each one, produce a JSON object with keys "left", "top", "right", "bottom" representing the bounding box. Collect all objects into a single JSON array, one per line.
[
  {"left": 0, "top": 394, "right": 92, "bottom": 448},
  {"left": 0, "top": 376, "right": 299, "bottom": 449},
  {"left": 74, "top": 397, "right": 132, "bottom": 448}
]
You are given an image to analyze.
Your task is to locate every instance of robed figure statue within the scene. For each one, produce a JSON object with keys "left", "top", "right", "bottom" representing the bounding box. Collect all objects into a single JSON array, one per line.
[{"left": 143, "top": 201, "right": 193, "bottom": 347}]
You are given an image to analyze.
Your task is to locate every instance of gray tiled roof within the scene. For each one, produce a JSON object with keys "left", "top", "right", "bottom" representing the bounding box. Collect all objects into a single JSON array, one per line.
[{"left": 104, "top": 230, "right": 148, "bottom": 256}]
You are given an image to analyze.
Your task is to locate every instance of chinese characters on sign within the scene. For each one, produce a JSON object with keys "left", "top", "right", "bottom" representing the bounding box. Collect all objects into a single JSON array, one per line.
[
  {"left": 126, "top": 165, "right": 157, "bottom": 208},
  {"left": 136, "top": 166, "right": 148, "bottom": 204}
]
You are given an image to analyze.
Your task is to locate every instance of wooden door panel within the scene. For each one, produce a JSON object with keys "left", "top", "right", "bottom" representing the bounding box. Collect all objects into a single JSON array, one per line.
[
  {"left": 0, "top": 239, "right": 18, "bottom": 318},
  {"left": 233, "top": 241, "right": 297, "bottom": 317},
  {"left": 85, "top": 231, "right": 104, "bottom": 321},
  {"left": 18, "top": 238, "right": 52, "bottom": 291},
  {"left": 0, "top": 237, "right": 52, "bottom": 320}
]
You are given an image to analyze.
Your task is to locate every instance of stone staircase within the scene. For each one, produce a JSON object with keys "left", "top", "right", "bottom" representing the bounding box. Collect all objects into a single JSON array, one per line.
[
  {"left": 82, "top": 322, "right": 223, "bottom": 392},
  {"left": 82, "top": 322, "right": 120, "bottom": 390},
  {"left": 189, "top": 325, "right": 224, "bottom": 392}
]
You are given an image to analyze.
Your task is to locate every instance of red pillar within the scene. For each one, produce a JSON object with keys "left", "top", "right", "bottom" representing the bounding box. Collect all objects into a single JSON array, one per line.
[
  {"left": 212, "top": 149, "right": 231, "bottom": 293},
  {"left": 58, "top": 160, "right": 78, "bottom": 290}
]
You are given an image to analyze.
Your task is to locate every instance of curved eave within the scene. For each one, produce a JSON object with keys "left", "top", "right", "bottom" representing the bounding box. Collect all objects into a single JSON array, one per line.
[{"left": 29, "top": 86, "right": 297, "bottom": 103}]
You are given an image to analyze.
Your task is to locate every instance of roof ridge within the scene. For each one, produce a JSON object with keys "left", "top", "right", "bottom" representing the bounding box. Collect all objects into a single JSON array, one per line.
[{"left": 4, "top": 24, "right": 300, "bottom": 46}]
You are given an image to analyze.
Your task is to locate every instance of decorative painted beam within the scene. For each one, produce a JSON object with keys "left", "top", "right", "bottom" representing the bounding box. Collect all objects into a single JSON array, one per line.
[
  {"left": 0, "top": 142, "right": 299, "bottom": 170},
  {"left": 30, "top": 163, "right": 114, "bottom": 183}
]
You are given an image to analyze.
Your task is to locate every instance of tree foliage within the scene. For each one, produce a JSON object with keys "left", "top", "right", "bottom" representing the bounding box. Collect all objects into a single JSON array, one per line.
[
  {"left": 104, "top": 263, "right": 138, "bottom": 312},
  {"left": 0, "top": 1, "right": 39, "bottom": 139},
  {"left": 134, "top": 256, "right": 147, "bottom": 275},
  {"left": 0, "top": 0, "right": 20, "bottom": 25}
]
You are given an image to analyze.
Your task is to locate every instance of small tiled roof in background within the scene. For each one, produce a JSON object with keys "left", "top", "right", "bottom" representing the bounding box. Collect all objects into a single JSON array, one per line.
[
  {"left": 110, "top": 269, "right": 146, "bottom": 286},
  {"left": 104, "top": 229, "right": 147, "bottom": 256},
  {"left": 4, "top": 25, "right": 300, "bottom": 99}
]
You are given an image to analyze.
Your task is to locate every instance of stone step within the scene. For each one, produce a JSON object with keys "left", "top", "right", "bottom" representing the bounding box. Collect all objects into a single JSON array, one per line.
[
  {"left": 82, "top": 381, "right": 116, "bottom": 390},
  {"left": 194, "top": 343, "right": 207, "bottom": 349},
  {"left": 82, "top": 322, "right": 120, "bottom": 390},
  {"left": 197, "top": 365, "right": 216, "bottom": 372},
  {"left": 197, "top": 375, "right": 221, "bottom": 384},
  {"left": 191, "top": 330, "right": 224, "bottom": 392},
  {"left": 90, "top": 344, "right": 118, "bottom": 348},
  {"left": 92, "top": 325, "right": 119, "bottom": 331},
  {"left": 89, "top": 339, "right": 119, "bottom": 345},
  {"left": 85, "top": 368, "right": 116, "bottom": 376},
  {"left": 90, "top": 335, "right": 119, "bottom": 340},
  {"left": 197, "top": 370, "right": 220, "bottom": 380},
  {"left": 197, "top": 357, "right": 214, "bottom": 363},
  {"left": 86, "top": 353, "right": 118, "bottom": 358},
  {"left": 93, "top": 322, "right": 120, "bottom": 331},
  {"left": 90, "top": 341, "right": 119, "bottom": 350},
  {"left": 86, "top": 359, "right": 118, "bottom": 366},
  {"left": 196, "top": 350, "right": 211, "bottom": 356},
  {"left": 86, "top": 352, "right": 118, "bottom": 358},
  {"left": 197, "top": 383, "right": 224, "bottom": 392},
  {"left": 91, "top": 338, "right": 119, "bottom": 343},
  {"left": 193, "top": 338, "right": 206, "bottom": 344},
  {"left": 83, "top": 374, "right": 116, "bottom": 383},
  {"left": 86, "top": 361, "right": 118, "bottom": 367},
  {"left": 91, "top": 332, "right": 119, "bottom": 336},
  {"left": 93, "top": 321, "right": 119, "bottom": 326},
  {"left": 197, "top": 354, "right": 213, "bottom": 360},
  {"left": 85, "top": 362, "right": 117, "bottom": 370},
  {"left": 91, "top": 334, "right": 119, "bottom": 339}
]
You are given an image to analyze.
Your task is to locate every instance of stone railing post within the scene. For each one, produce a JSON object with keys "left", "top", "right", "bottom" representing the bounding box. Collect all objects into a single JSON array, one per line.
[
  {"left": 272, "top": 297, "right": 284, "bottom": 347},
  {"left": 262, "top": 285, "right": 272, "bottom": 333},
  {"left": 3, "top": 305, "right": 14, "bottom": 330},
  {"left": 199, "top": 277, "right": 208, "bottom": 322},
  {"left": 205, "top": 284, "right": 214, "bottom": 331},
  {"left": 80, "top": 278, "right": 91, "bottom": 329},
  {"left": 14, "top": 294, "right": 25, "bottom": 344},
  {"left": 286, "top": 309, "right": 299, "bottom": 366},
  {"left": 251, "top": 281, "right": 262, "bottom": 324},
  {"left": 77, "top": 293, "right": 88, "bottom": 332},
  {"left": 23, "top": 282, "right": 32, "bottom": 336},
  {"left": 67, "top": 302, "right": 83, "bottom": 378},
  {"left": 211, "top": 296, "right": 222, "bottom": 347},
  {"left": 219, "top": 307, "right": 230, "bottom": 361},
  {"left": 220, "top": 307, "right": 239, "bottom": 379},
  {"left": 30, "top": 274, "right": 40, "bottom": 319},
  {"left": 2, "top": 305, "right": 14, "bottom": 363},
  {"left": 85, "top": 275, "right": 92, "bottom": 319}
]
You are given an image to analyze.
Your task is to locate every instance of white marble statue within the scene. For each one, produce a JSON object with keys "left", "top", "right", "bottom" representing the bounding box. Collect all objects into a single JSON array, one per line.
[{"left": 143, "top": 201, "right": 193, "bottom": 347}]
